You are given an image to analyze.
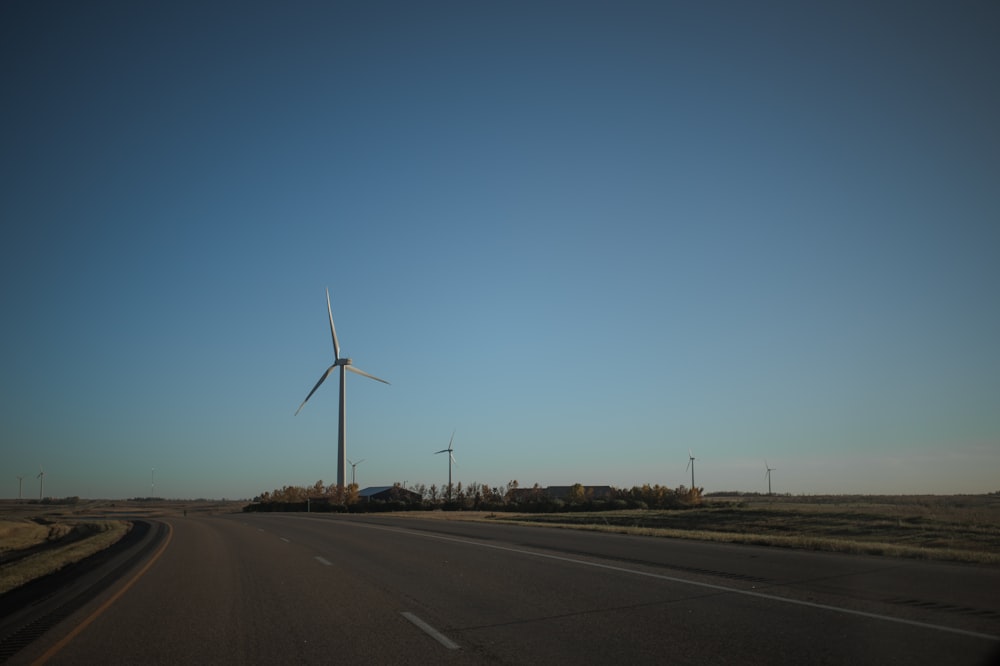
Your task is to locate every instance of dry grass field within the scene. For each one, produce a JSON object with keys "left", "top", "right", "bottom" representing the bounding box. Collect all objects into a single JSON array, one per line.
[
  {"left": 396, "top": 494, "right": 1000, "bottom": 565},
  {"left": 0, "top": 520, "right": 129, "bottom": 595},
  {"left": 472, "top": 494, "right": 1000, "bottom": 565}
]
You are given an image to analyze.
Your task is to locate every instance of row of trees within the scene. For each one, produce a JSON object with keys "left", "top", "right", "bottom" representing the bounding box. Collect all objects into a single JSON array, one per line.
[{"left": 247, "top": 480, "right": 703, "bottom": 513}]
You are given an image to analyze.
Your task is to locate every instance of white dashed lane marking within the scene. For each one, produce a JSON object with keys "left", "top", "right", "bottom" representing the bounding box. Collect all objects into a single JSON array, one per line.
[{"left": 401, "top": 612, "right": 460, "bottom": 650}]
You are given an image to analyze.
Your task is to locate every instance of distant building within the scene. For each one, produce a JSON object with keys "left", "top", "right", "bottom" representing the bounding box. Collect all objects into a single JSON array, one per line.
[
  {"left": 358, "top": 486, "right": 423, "bottom": 503},
  {"left": 545, "top": 485, "right": 616, "bottom": 500},
  {"left": 507, "top": 485, "right": 616, "bottom": 502}
]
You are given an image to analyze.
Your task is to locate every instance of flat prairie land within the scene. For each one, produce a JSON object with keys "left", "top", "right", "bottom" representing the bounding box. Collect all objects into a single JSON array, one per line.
[{"left": 476, "top": 494, "right": 1000, "bottom": 565}]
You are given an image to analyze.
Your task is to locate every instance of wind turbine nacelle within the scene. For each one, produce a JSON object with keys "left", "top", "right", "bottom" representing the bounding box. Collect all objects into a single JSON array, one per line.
[{"left": 339, "top": 358, "right": 353, "bottom": 366}]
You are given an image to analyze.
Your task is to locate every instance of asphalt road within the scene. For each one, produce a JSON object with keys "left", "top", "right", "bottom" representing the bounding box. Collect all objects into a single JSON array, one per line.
[{"left": 11, "top": 513, "right": 1000, "bottom": 665}]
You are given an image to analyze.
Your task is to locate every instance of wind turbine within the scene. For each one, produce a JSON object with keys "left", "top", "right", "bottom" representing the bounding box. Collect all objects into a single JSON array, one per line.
[
  {"left": 16, "top": 475, "right": 23, "bottom": 501},
  {"left": 151, "top": 468, "right": 155, "bottom": 497},
  {"left": 37, "top": 466, "right": 44, "bottom": 500},
  {"left": 296, "top": 288, "right": 389, "bottom": 489},
  {"left": 684, "top": 449, "right": 696, "bottom": 490},
  {"left": 347, "top": 458, "right": 365, "bottom": 487},
  {"left": 764, "top": 460, "right": 775, "bottom": 496},
  {"left": 435, "top": 431, "right": 457, "bottom": 498}
]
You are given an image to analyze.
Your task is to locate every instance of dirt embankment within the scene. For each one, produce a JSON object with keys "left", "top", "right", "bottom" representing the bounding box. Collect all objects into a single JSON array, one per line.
[{"left": 0, "top": 518, "right": 131, "bottom": 595}]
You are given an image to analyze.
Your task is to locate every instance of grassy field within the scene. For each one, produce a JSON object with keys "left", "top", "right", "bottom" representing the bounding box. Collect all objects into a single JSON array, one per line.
[
  {"left": 0, "top": 519, "right": 130, "bottom": 595},
  {"left": 472, "top": 494, "right": 1000, "bottom": 565}
]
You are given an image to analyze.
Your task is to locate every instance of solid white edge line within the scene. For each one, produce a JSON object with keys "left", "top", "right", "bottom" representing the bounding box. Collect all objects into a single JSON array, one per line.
[
  {"left": 336, "top": 521, "right": 999, "bottom": 643},
  {"left": 280, "top": 537, "right": 290, "bottom": 543},
  {"left": 315, "top": 555, "right": 332, "bottom": 566},
  {"left": 401, "top": 611, "right": 461, "bottom": 650}
]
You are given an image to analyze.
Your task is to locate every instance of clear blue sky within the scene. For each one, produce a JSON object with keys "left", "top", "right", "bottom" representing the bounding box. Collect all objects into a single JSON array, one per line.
[{"left": 2, "top": 1, "right": 998, "bottom": 499}]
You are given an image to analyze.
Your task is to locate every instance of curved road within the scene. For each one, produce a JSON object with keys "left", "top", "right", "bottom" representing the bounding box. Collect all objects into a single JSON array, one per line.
[{"left": 11, "top": 513, "right": 1000, "bottom": 665}]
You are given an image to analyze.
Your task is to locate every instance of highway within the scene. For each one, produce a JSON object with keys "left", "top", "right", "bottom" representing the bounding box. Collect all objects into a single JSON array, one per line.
[{"left": 10, "top": 513, "right": 1000, "bottom": 665}]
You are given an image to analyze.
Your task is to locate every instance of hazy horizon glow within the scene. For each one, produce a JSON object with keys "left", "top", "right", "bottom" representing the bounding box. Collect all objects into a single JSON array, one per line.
[{"left": 2, "top": 2, "right": 998, "bottom": 500}]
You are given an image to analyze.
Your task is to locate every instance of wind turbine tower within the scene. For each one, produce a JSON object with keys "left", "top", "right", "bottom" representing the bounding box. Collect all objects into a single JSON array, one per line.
[
  {"left": 151, "top": 468, "right": 155, "bottom": 497},
  {"left": 764, "top": 460, "right": 775, "bottom": 496},
  {"left": 17, "top": 475, "right": 23, "bottom": 501},
  {"left": 347, "top": 458, "right": 365, "bottom": 487},
  {"left": 685, "top": 450, "right": 696, "bottom": 490},
  {"left": 435, "top": 431, "right": 457, "bottom": 498},
  {"left": 37, "top": 466, "right": 45, "bottom": 500},
  {"left": 296, "top": 288, "right": 390, "bottom": 489}
]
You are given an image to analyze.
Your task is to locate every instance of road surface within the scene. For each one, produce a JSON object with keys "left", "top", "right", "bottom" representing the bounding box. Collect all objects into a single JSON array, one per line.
[{"left": 9, "top": 512, "right": 1000, "bottom": 664}]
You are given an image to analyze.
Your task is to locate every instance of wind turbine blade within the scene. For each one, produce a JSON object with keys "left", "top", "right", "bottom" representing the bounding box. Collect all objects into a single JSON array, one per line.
[
  {"left": 295, "top": 365, "right": 337, "bottom": 415},
  {"left": 434, "top": 449, "right": 449, "bottom": 454},
  {"left": 450, "top": 453, "right": 457, "bottom": 466},
  {"left": 684, "top": 459, "right": 691, "bottom": 473},
  {"left": 346, "top": 365, "right": 390, "bottom": 384},
  {"left": 326, "top": 288, "right": 341, "bottom": 361},
  {"left": 356, "top": 459, "right": 365, "bottom": 465},
  {"left": 449, "top": 430, "right": 455, "bottom": 450}
]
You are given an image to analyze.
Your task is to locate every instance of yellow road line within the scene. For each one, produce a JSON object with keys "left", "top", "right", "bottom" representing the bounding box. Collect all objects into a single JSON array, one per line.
[{"left": 32, "top": 520, "right": 174, "bottom": 665}]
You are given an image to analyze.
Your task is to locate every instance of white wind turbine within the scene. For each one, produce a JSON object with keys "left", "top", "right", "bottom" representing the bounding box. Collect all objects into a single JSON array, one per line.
[
  {"left": 296, "top": 288, "right": 389, "bottom": 489},
  {"left": 435, "top": 431, "right": 457, "bottom": 498},
  {"left": 347, "top": 458, "right": 365, "bottom": 487},
  {"left": 764, "top": 460, "right": 775, "bottom": 496},
  {"left": 685, "top": 449, "right": 696, "bottom": 490},
  {"left": 37, "top": 465, "right": 45, "bottom": 500}
]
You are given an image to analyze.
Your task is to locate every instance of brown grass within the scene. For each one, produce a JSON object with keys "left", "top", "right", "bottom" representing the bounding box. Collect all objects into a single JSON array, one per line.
[
  {"left": 399, "top": 495, "right": 1000, "bottom": 565},
  {"left": 0, "top": 520, "right": 131, "bottom": 595},
  {"left": 0, "top": 520, "right": 52, "bottom": 552}
]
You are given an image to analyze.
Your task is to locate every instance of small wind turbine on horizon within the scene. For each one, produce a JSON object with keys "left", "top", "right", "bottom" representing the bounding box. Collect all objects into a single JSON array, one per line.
[
  {"left": 296, "top": 288, "right": 390, "bottom": 489},
  {"left": 685, "top": 449, "right": 696, "bottom": 490},
  {"left": 347, "top": 458, "right": 365, "bottom": 487},
  {"left": 435, "top": 431, "right": 457, "bottom": 498},
  {"left": 37, "top": 466, "right": 44, "bottom": 501},
  {"left": 17, "top": 475, "right": 23, "bottom": 501},
  {"left": 764, "top": 460, "right": 776, "bottom": 496}
]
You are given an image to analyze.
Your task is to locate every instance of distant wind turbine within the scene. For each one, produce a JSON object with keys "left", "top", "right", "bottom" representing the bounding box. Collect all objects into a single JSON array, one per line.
[
  {"left": 764, "top": 460, "right": 775, "bottom": 496},
  {"left": 37, "top": 465, "right": 44, "bottom": 500},
  {"left": 347, "top": 458, "right": 365, "bottom": 487},
  {"left": 296, "top": 288, "right": 389, "bottom": 489},
  {"left": 16, "top": 475, "right": 23, "bottom": 501},
  {"left": 435, "top": 431, "right": 457, "bottom": 498},
  {"left": 684, "top": 449, "right": 696, "bottom": 490}
]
